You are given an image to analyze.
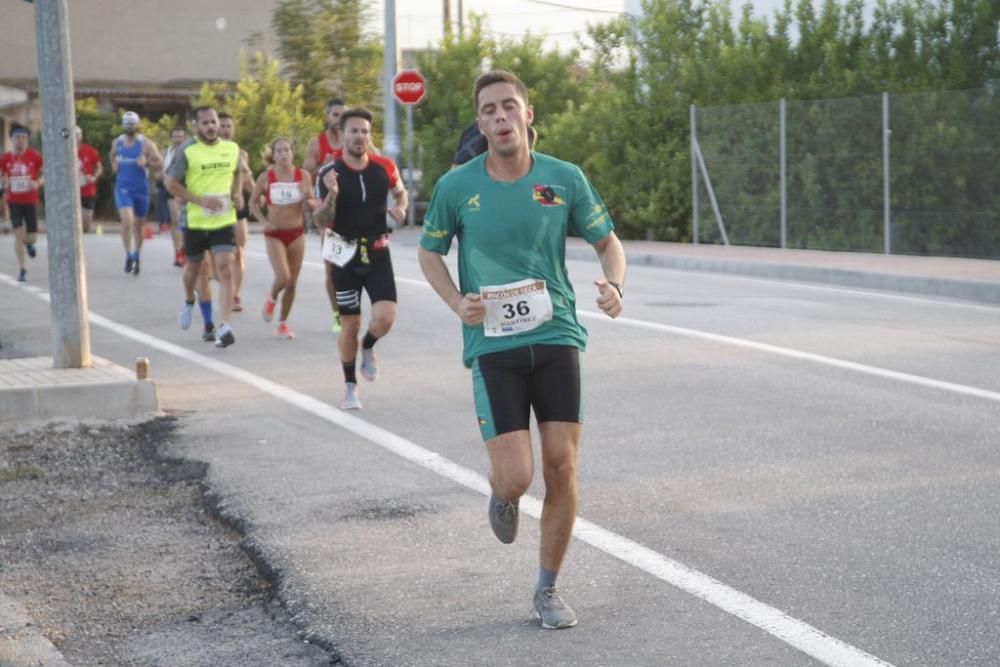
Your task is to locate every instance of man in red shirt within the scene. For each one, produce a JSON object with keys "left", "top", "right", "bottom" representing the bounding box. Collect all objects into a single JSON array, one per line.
[
  {"left": 0, "top": 125, "right": 43, "bottom": 282},
  {"left": 76, "top": 126, "right": 103, "bottom": 233},
  {"left": 304, "top": 97, "right": 347, "bottom": 334}
]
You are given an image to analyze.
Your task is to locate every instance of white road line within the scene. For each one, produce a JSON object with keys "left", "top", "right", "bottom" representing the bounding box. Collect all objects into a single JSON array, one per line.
[
  {"left": 576, "top": 311, "right": 1000, "bottom": 403},
  {"left": 4, "top": 274, "right": 895, "bottom": 667},
  {"left": 250, "top": 253, "right": 999, "bottom": 404}
]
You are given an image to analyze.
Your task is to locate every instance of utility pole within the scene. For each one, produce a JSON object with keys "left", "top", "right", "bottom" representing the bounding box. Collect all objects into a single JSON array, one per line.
[
  {"left": 34, "top": 0, "right": 91, "bottom": 368},
  {"left": 457, "top": 0, "right": 464, "bottom": 34},
  {"left": 443, "top": 0, "right": 451, "bottom": 36},
  {"left": 382, "top": 0, "right": 400, "bottom": 164}
]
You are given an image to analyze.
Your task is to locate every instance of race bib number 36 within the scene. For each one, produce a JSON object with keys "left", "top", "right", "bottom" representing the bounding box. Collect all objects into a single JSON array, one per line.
[{"left": 481, "top": 278, "right": 553, "bottom": 337}]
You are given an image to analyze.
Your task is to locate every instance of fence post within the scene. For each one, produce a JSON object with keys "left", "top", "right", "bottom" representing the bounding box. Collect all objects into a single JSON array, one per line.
[
  {"left": 780, "top": 98, "right": 787, "bottom": 249},
  {"left": 690, "top": 104, "right": 698, "bottom": 244},
  {"left": 883, "top": 91, "right": 891, "bottom": 254}
]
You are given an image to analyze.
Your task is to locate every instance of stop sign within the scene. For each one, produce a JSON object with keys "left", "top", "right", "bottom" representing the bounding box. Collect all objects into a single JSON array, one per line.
[{"left": 392, "top": 69, "right": 426, "bottom": 105}]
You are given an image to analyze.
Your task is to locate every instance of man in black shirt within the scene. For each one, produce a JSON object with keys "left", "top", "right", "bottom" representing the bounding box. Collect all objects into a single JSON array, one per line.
[{"left": 314, "top": 108, "right": 408, "bottom": 410}]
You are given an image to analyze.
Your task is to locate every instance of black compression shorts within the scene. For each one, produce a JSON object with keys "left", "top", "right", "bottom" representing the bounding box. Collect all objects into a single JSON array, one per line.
[{"left": 471, "top": 344, "right": 582, "bottom": 441}]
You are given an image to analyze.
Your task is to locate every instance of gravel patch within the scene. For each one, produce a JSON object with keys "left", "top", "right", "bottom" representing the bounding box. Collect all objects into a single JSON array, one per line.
[{"left": 0, "top": 416, "right": 335, "bottom": 666}]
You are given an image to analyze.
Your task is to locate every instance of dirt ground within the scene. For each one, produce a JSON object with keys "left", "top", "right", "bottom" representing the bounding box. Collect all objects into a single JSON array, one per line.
[{"left": 0, "top": 416, "right": 336, "bottom": 666}]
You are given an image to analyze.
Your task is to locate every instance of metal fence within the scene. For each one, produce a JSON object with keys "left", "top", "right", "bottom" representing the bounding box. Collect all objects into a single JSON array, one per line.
[{"left": 691, "top": 87, "right": 1000, "bottom": 259}]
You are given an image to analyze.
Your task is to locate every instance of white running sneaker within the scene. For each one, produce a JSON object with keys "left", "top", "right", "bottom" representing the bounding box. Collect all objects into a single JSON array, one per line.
[
  {"left": 341, "top": 382, "right": 362, "bottom": 410},
  {"left": 360, "top": 347, "right": 378, "bottom": 382}
]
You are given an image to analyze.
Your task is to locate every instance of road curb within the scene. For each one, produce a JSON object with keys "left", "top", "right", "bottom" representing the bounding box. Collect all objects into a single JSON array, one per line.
[
  {"left": 565, "top": 246, "right": 1000, "bottom": 305},
  {"left": 0, "top": 357, "right": 158, "bottom": 423}
]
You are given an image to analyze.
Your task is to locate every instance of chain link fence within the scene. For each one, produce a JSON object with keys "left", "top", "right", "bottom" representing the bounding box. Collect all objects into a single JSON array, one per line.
[{"left": 692, "top": 87, "right": 1000, "bottom": 259}]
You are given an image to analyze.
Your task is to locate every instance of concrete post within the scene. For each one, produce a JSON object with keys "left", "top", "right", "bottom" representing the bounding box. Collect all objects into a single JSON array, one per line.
[{"left": 34, "top": 0, "right": 91, "bottom": 368}]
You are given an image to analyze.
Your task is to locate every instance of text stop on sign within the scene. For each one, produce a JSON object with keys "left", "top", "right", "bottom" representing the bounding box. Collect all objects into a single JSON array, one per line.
[{"left": 392, "top": 69, "right": 426, "bottom": 105}]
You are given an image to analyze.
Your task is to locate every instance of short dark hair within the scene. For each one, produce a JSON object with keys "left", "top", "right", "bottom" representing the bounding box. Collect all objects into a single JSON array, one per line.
[
  {"left": 9, "top": 124, "right": 30, "bottom": 138},
  {"left": 171, "top": 127, "right": 187, "bottom": 135},
  {"left": 326, "top": 97, "right": 346, "bottom": 112},
  {"left": 191, "top": 105, "right": 216, "bottom": 121},
  {"left": 473, "top": 70, "right": 529, "bottom": 110},
  {"left": 218, "top": 111, "right": 234, "bottom": 121},
  {"left": 339, "top": 107, "right": 373, "bottom": 129}
]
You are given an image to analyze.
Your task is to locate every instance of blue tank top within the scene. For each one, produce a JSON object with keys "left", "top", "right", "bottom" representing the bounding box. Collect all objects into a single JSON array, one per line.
[{"left": 115, "top": 135, "right": 148, "bottom": 190}]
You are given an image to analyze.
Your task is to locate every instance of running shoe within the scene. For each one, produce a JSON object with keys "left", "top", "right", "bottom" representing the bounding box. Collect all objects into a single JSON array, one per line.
[
  {"left": 124, "top": 256, "right": 133, "bottom": 273},
  {"left": 232, "top": 295, "right": 243, "bottom": 312},
  {"left": 178, "top": 300, "right": 195, "bottom": 330},
  {"left": 360, "top": 347, "right": 379, "bottom": 382},
  {"left": 201, "top": 323, "right": 216, "bottom": 342},
  {"left": 533, "top": 587, "right": 578, "bottom": 629},
  {"left": 488, "top": 493, "right": 519, "bottom": 544},
  {"left": 276, "top": 321, "right": 295, "bottom": 339},
  {"left": 17, "top": 269, "right": 26, "bottom": 282},
  {"left": 341, "top": 382, "right": 362, "bottom": 410},
  {"left": 132, "top": 257, "right": 140, "bottom": 276},
  {"left": 330, "top": 312, "right": 342, "bottom": 334},
  {"left": 25, "top": 242, "right": 36, "bottom": 259},
  {"left": 214, "top": 322, "right": 235, "bottom": 348},
  {"left": 262, "top": 297, "right": 276, "bottom": 322}
]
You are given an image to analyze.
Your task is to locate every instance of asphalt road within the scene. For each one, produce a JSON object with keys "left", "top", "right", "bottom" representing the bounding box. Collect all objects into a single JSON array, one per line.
[{"left": 3, "top": 228, "right": 999, "bottom": 666}]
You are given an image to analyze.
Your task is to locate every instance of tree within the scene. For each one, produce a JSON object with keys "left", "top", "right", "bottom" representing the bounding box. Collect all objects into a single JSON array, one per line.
[
  {"left": 412, "top": 14, "right": 585, "bottom": 198},
  {"left": 263, "top": 0, "right": 382, "bottom": 116}
]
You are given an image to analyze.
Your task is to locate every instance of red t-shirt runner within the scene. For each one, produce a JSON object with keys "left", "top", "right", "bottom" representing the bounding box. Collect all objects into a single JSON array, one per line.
[
  {"left": 0, "top": 148, "right": 43, "bottom": 205},
  {"left": 77, "top": 143, "right": 101, "bottom": 198},
  {"left": 317, "top": 132, "right": 343, "bottom": 166}
]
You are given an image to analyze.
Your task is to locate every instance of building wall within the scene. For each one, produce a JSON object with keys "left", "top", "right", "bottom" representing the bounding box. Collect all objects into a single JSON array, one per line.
[{"left": 0, "top": 0, "right": 280, "bottom": 83}]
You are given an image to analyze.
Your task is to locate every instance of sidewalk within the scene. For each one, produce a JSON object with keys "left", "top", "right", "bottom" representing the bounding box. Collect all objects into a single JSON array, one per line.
[{"left": 0, "top": 355, "right": 157, "bottom": 423}]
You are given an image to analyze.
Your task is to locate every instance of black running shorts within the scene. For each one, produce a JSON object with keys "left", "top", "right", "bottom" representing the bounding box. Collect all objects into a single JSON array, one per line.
[
  {"left": 471, "top": 344, "right": 582, "bottom": 441},
  {"left": 331, "top": 248, "right": 397, "bottom": 316},
  {"left": 183, "top": 225, "right": 236, "bottom": 261},
  {"left": 8, "top": 203, "right": 38, "bottom": 233}
]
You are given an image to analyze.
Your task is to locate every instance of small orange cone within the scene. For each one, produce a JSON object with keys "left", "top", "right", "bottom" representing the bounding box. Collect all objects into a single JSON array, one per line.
[{"left": 142, "top": 224, "right": 154, "bottom": 240}]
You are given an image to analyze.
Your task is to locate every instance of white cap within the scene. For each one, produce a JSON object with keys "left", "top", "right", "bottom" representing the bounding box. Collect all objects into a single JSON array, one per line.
[{"left": 122, "top": 111, "right": 140, "bottom": 127}]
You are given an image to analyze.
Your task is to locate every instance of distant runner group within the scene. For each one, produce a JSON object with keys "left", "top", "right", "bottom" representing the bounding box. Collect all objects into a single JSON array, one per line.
[{"left": 1, "top": 69, "right": 628, "bottom": 631}]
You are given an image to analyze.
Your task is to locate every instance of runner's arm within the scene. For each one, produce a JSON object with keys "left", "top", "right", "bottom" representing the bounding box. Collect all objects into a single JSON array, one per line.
[
  {"left": 417, "top": 247, "right": 485, "bottom": 325},
  {"left": 387, "top": 180, "right": 408, "bottom": 224},
  {"left": 312, "top": 166, "right": 338, "bottom": 228},
  {"left": 301, "top": 171, "right": 317, "bottom": 213},
  {"left": 249, "top": 172, "right": 270, "bottom": 230},
  {"left": 303, "top": 137, "right": 320, "bottom": 175},
  {"left": 592, "top": 232, "right": 626, "bottom": 318},
  {"left": 143, "top": 139, "right": 163, "bottom": 170}
]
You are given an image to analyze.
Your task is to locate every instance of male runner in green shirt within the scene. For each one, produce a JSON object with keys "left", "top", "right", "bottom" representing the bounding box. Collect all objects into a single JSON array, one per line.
[{"left": 418, "top": 70, "right": 626, "bottom": 629}]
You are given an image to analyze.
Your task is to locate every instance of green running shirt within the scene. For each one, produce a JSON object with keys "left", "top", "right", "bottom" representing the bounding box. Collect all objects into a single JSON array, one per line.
[{"left": 421, "top": 152, "right": 615, "bottom": 367}]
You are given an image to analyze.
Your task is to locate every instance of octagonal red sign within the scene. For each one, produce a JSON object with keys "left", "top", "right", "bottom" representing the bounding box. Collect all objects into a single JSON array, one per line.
[{"left": 392, "top": 69, "right": 426, "bottom": 105}]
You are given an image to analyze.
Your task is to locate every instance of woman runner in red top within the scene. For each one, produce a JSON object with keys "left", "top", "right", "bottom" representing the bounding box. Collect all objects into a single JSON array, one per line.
[{"left": 250, "top": 138, "right": 315, "bottom": 339}]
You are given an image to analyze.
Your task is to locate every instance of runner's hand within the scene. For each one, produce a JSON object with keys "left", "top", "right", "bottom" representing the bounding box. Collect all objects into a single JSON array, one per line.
[
  {"left": 594, "top": 279, "right": 623, "bottom": 319},
  {"left": 322, "top": 170, "right": 339, "bottom": 197},
  {"left": 200, "top": 196, "right": 226, "bottom": 212},
  {"left": 456, "top": 293, "right": 486, "bottom": 326},
  {"left": 388, "top": 206, "right": 405, "bottom": 224}
]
